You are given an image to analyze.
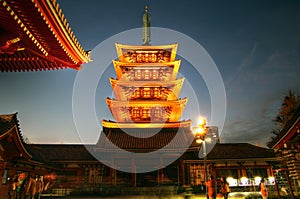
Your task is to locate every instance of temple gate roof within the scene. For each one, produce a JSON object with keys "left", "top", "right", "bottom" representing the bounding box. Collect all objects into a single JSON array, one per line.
[{"left": 0, "top": 0, "right": 91, "bottom": 71}]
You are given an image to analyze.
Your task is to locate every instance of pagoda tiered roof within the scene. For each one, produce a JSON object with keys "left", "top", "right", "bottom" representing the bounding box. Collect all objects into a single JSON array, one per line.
[
  {"left": 115, "top": 43, "right": 178, "bottom": 63},
  {"left": 106, "top": 97, "right": 188, "bottom": 123},
  {"left": 0, "top": 0, "right": 91, "bottom": 71},
  {"left": 113, "top": 60, "right": 181, "bottom": 81},
  {"left": 110, "top": 77, "right": 184, "bottom": 101}
]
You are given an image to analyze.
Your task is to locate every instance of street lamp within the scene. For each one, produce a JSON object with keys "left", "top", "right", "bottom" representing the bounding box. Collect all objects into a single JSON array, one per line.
[{"left": 192, "top": 117, "right": 209, "bottom": 196}]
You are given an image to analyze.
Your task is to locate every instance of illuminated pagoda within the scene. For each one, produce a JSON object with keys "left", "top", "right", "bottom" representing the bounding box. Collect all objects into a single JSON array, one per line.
[
  {"left": 103, "top": 6, "right": 187, "bottom": 127},
  {"left": 96, "top": 6, "right": 194, "bottom": 186},
  {"left": 0, "top": 0, "right": 91, "bottom": 71}
]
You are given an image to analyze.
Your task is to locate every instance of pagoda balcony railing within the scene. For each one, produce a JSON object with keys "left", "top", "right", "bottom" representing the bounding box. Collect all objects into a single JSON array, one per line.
[
  {"left": 115, "top": 43, "right": 178, "bottom": 63},
  {"left": 113, "top": 60, "right": 181, "bottom": 81}
]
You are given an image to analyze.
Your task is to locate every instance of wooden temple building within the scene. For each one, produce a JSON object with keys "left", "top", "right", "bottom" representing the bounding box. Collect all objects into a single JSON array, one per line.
[
  {"left": 0, "top": 113, "right": 278, "bottom": 196},
  {"left": 268, "top": 106, "right": 300, "bottom": 198},
  {"left": 0, "top": 2, "right": 280, "bottom": 197}
]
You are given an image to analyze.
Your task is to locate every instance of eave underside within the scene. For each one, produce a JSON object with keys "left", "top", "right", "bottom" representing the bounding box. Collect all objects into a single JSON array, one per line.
[{"left": 0, "top": 0, "right": 90, "bottom": 71}]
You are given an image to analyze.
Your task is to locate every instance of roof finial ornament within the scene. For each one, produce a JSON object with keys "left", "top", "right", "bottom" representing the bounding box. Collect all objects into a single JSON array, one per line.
[{"left": 142, "top": 5, "right": 151, "bottom": 45}]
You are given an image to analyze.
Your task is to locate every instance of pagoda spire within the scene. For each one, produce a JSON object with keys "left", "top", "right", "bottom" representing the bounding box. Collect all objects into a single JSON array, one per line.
[{"left": 142, "top": 5, "right": 151, "bottom": 45}]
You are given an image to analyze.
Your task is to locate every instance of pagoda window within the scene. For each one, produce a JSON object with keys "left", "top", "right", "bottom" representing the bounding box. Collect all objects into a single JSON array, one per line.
[
  {"left": 132, "top": 108, "right": 140, "bottom": 118},
  {"left": 144, "top": 69, "right": 150, "bottom": 80},
  {"left": 144, "top": 53, "right": 149, "bottom": 62},
  {"left": 141, "top": 109, "right": 150, "bottom": 119},
  {"left": 150, "top": 53, "right": 157, "bottom": 63},
  {"left": 130, "top": 53, "right": 137, "bottom": 62},
  {"left": 153, "top": 88, "right": 159, "bottom": 98},
  {"left": 134, "top": 89, "right": 141, "bottom": 98},
  {"left": 137, "top": 53, "right": 142, "bottom": 62},
  {"left": 152, "top": 70, "right": 158, "bottom": 80},
  {"left": 135, "top": 70, "right": 142, "bottom": 80},
  {"left": 153, "top": 108, "right": 161, "bottom": 118},
  {"left": 142, "top": 88, "right": 151, "bottom": 98}
]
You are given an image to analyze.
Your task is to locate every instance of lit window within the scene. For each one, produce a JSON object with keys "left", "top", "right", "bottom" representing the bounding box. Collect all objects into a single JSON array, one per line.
[
  {"left": 144, "top": 69, "right": 150, "bottom": 80},
  {"left": 153, "top": 88, "right": 159, "bottom": 98},
  {"left": 152, "top": 70, "right": 158, "bottom": 80},
  {"left": 137, "top": 53, "right": 142, "bottom": 62},
  {"left": 151, "top": 53, "right": 157, "bottom": 62},
  {"left": 134, "top": 89, "right": 140, "bottom": 98},
  {"left": 132, "top": 108, "right": 140, "bottom": 118},
  {"left": 142, "top": 109, "right": 150, "bottom": 119},
  {"left": 135, "top": 70, "right": 142, "bottom": 80},
  {"left": 143, "top": 88, "right": 151, "bottom": 98}
]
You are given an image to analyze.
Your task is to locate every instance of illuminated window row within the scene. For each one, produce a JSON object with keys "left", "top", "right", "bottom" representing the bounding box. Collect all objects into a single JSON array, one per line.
[
  {"left": 131, "top": 87, "right": 169, "bottom": 100},
  {"left": 124, "top": 51, "right": 171, "bottom": 63},
  {"left": 129, "top": 107, "right": 172, "bottom": 122},
  {"left": 121, "top": 68, "right": 173, "bottom": 81}
]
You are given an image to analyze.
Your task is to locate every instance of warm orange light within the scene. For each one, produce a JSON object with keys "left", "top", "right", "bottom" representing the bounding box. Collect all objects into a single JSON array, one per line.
[
  {"left": 196, "top": 138, "right": 203, "bottom": 144},
  {"left": 192, "top": 126, "right": 205, "bottom": 135},
  {"left": 198, "top": 117, "right": 206, "bottom": 126}
]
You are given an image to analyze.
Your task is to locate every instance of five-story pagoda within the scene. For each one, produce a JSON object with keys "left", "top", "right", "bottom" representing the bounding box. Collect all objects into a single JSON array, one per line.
[{"left": 96, "top": 6, "right": 194, "bottom": 187}]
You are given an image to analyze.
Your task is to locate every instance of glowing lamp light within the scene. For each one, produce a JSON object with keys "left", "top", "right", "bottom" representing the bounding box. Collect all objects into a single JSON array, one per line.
[
  {"left": 196, "top": 138, "right": 203, "bottom": 144},
  {"left": 240, "top": 177, "right": 250, "bottom": 186},
  {"left": 192, "top": 127, "right": 205, "bottom": 135},
  {"left": 198, "top": 117, "right": 207, "bottom": 126},
  {"left": 268, "top": 176, "right": 275, "bottom": 185},
  {"left": 226, "top": 177, "right": 237, "bottom": 187},
  {"left": 254, "top": 176, "right": 262, "bottom": 185}
]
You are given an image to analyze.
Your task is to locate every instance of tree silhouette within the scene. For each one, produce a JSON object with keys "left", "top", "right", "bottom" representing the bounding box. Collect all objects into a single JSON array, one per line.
[
  {"left": 267, "top": 90, "right": 300, "bottom": 145},
  {"left": 273, "top": 90, "right": 300, "bottom": 129}
]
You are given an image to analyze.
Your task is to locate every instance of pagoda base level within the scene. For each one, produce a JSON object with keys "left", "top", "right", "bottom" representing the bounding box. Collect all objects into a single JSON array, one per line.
[{"left": 102, "top": 120, "right": 191, "bottom": 128}]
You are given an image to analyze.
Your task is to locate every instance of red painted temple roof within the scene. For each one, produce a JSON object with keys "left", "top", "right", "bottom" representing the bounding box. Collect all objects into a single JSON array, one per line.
[
  {"left": 0, "top": 113, "right": 32, "bottom": 159},
  {"left": 267, "top": 106, "right": 300, "bottom": 150},
  {"left": 0, "top": 0, "right": 91, "bottom": 71}
]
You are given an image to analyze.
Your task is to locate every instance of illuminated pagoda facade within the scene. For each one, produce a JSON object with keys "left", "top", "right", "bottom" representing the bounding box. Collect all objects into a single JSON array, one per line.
[
  {"left": 103, "top": 7, "right": 187, "bottom": 128},
  {"left": 95, "top": 6, "right": 193, "bottom": 187},
  {"left": 103, "top": 44, "right": 188, "bottom": 127}
]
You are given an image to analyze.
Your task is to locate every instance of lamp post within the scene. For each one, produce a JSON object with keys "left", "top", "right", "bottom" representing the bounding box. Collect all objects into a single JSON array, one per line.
[{"left": 192, "top": 117, "right": 209, "bottom": 197}]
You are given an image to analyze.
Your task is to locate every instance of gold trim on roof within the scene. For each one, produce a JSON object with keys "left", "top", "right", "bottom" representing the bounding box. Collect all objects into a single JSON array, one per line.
[
  {"left": 34, "top": 0, "right": 91, "bottom": 64},
  {"left": 102, "top": 120, "right": 192, "bottom": 129},
  {"left": 116, "top": 43, "right": 178, "bottom": 62}
]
